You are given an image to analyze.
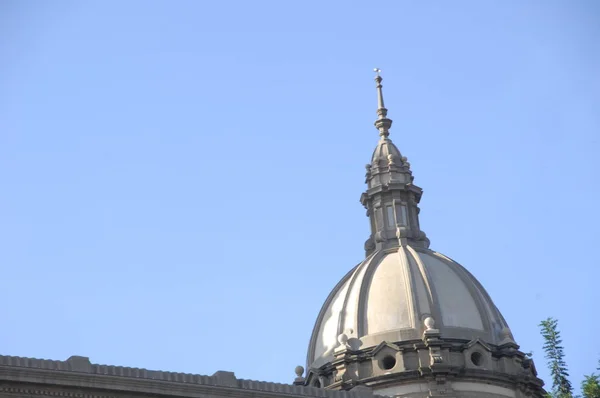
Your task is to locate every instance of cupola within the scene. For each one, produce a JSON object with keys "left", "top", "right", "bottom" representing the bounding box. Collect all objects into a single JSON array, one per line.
[{"left": 299, "top": 70, "right": 546, "bottom": 398}]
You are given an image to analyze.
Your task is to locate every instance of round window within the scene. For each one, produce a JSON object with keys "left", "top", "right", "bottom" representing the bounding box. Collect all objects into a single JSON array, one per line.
[
  {"left": 380, "top": 355, "right": 396, "bottom": 370},
  {"left": 471, "top": 351, "right": 484, "bottom": 367}
]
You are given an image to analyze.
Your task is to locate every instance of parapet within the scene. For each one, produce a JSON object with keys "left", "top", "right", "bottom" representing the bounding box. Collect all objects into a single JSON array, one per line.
[{"left": 0, "top": 354, "right": 382, "bottom": 398}]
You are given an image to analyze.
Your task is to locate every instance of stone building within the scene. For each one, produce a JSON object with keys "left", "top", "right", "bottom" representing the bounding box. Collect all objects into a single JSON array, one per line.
[{"left": 0, "top": 72, "right": 546, "bottom": 398}]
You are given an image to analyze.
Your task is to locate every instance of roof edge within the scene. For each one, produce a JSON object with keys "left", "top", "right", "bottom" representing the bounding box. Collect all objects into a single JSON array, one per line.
[{"left": 0, "top": 354, "right": 385, "bottom": 398}]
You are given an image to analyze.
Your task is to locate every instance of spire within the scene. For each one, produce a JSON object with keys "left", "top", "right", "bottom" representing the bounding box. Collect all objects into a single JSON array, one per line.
[
  {"left": 373, "top": 68, "right": 392, "bottom": 138},
  {"left": 361, "top": 69, "right": 429, "bottom": 253}
]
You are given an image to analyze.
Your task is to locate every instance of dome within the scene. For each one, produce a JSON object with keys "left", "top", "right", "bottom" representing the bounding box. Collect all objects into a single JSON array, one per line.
[
  {"left": 371, "top": 137, "right": 403, "bottom": 167},
  {"left": 297, "top": 72, "right": 545, "bottom": 397},
  {"left": 307, "top": 245, "right": 513, "bottom": 370}
]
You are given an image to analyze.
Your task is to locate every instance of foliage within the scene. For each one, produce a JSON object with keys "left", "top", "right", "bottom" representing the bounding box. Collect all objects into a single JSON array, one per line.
[
  {"left": 581, "top": 374, "right": 600, "bottom": 398},
  {"left": 581, "top": 361, "right": 600, "bottom": 398},
  {"left": 539, "top": 317, "right": 573, "bottom": 397}
]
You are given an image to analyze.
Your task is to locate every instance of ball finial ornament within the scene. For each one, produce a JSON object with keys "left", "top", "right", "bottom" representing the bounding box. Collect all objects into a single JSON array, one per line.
[
  {"left": 294, "top": 365, "right": 304, "bottom": 377},
  {"left": 424, "top": 317, "right": 436, "bottom": 330},
  {"left": 387, "top": 153, "right": 396, "bottom": 165}
]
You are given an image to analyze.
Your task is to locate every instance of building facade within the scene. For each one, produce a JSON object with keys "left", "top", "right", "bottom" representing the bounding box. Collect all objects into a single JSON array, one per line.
[{"left": 0, "top": 72, "right": 546, "bottom": 398}]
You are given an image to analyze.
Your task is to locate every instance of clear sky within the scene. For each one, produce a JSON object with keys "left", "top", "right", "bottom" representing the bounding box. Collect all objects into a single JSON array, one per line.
[{"left": 1, "top": 0, "right": 599, "bottom": 394}]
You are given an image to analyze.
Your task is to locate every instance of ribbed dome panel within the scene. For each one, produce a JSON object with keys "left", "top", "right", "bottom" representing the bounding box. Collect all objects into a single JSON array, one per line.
[{"left": 306, "top": 246, "right": 513, "bottom": 369}]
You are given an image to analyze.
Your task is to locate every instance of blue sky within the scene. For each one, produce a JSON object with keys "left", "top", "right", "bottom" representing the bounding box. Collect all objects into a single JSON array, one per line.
[{"left": 1, "top": 0, "right": 599, "bottom": 394}]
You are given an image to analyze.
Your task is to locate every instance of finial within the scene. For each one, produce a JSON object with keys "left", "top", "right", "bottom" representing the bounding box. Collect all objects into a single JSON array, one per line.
[
  {"left": 373, "top": 68, "right": 392, "bottom": 138},
  {"left": 293, "top": 365, "right": 305, "bottom": 385},
  {"left": 374, "top": 68, "right": 385, "bottom": 111},
  {"left": 423, "top": 316, "right": 441, "bottom": 341},
  {"left": 424, "top": 317, "right": 436, "bottom": 330}
]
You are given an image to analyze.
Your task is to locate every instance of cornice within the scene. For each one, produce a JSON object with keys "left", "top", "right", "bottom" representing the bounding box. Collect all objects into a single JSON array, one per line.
[
  {"left": 0, "top": 385, "right": 116, "bottom": 398},
  {"left": 309, "top": 336, "right": 545, "bottom": 396},
  {"left": 0, "top": 360, "right": 377, "bottom": 398}
]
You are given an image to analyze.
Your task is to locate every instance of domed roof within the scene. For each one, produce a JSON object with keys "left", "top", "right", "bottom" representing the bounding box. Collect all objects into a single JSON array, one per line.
[
  {"left": 297, "top": 71, "right": 544, "bottom": 397},
  {"left": 371, "top": 137, "right": 403, "bottom": 167},
  {"left": 307, "top": 245, "right": 514, "bottom": 369}
]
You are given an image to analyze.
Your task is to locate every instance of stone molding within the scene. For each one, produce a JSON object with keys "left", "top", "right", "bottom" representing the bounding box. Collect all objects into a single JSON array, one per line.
[
  {"left": 305, "top": 336, "right": 546, "bottom": 397},
  {"left": 0, "top": 386, "right": 115, "bottom": 398},
  {"left": 0, "top": 354, "right": 384, "bottom": 398}
]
